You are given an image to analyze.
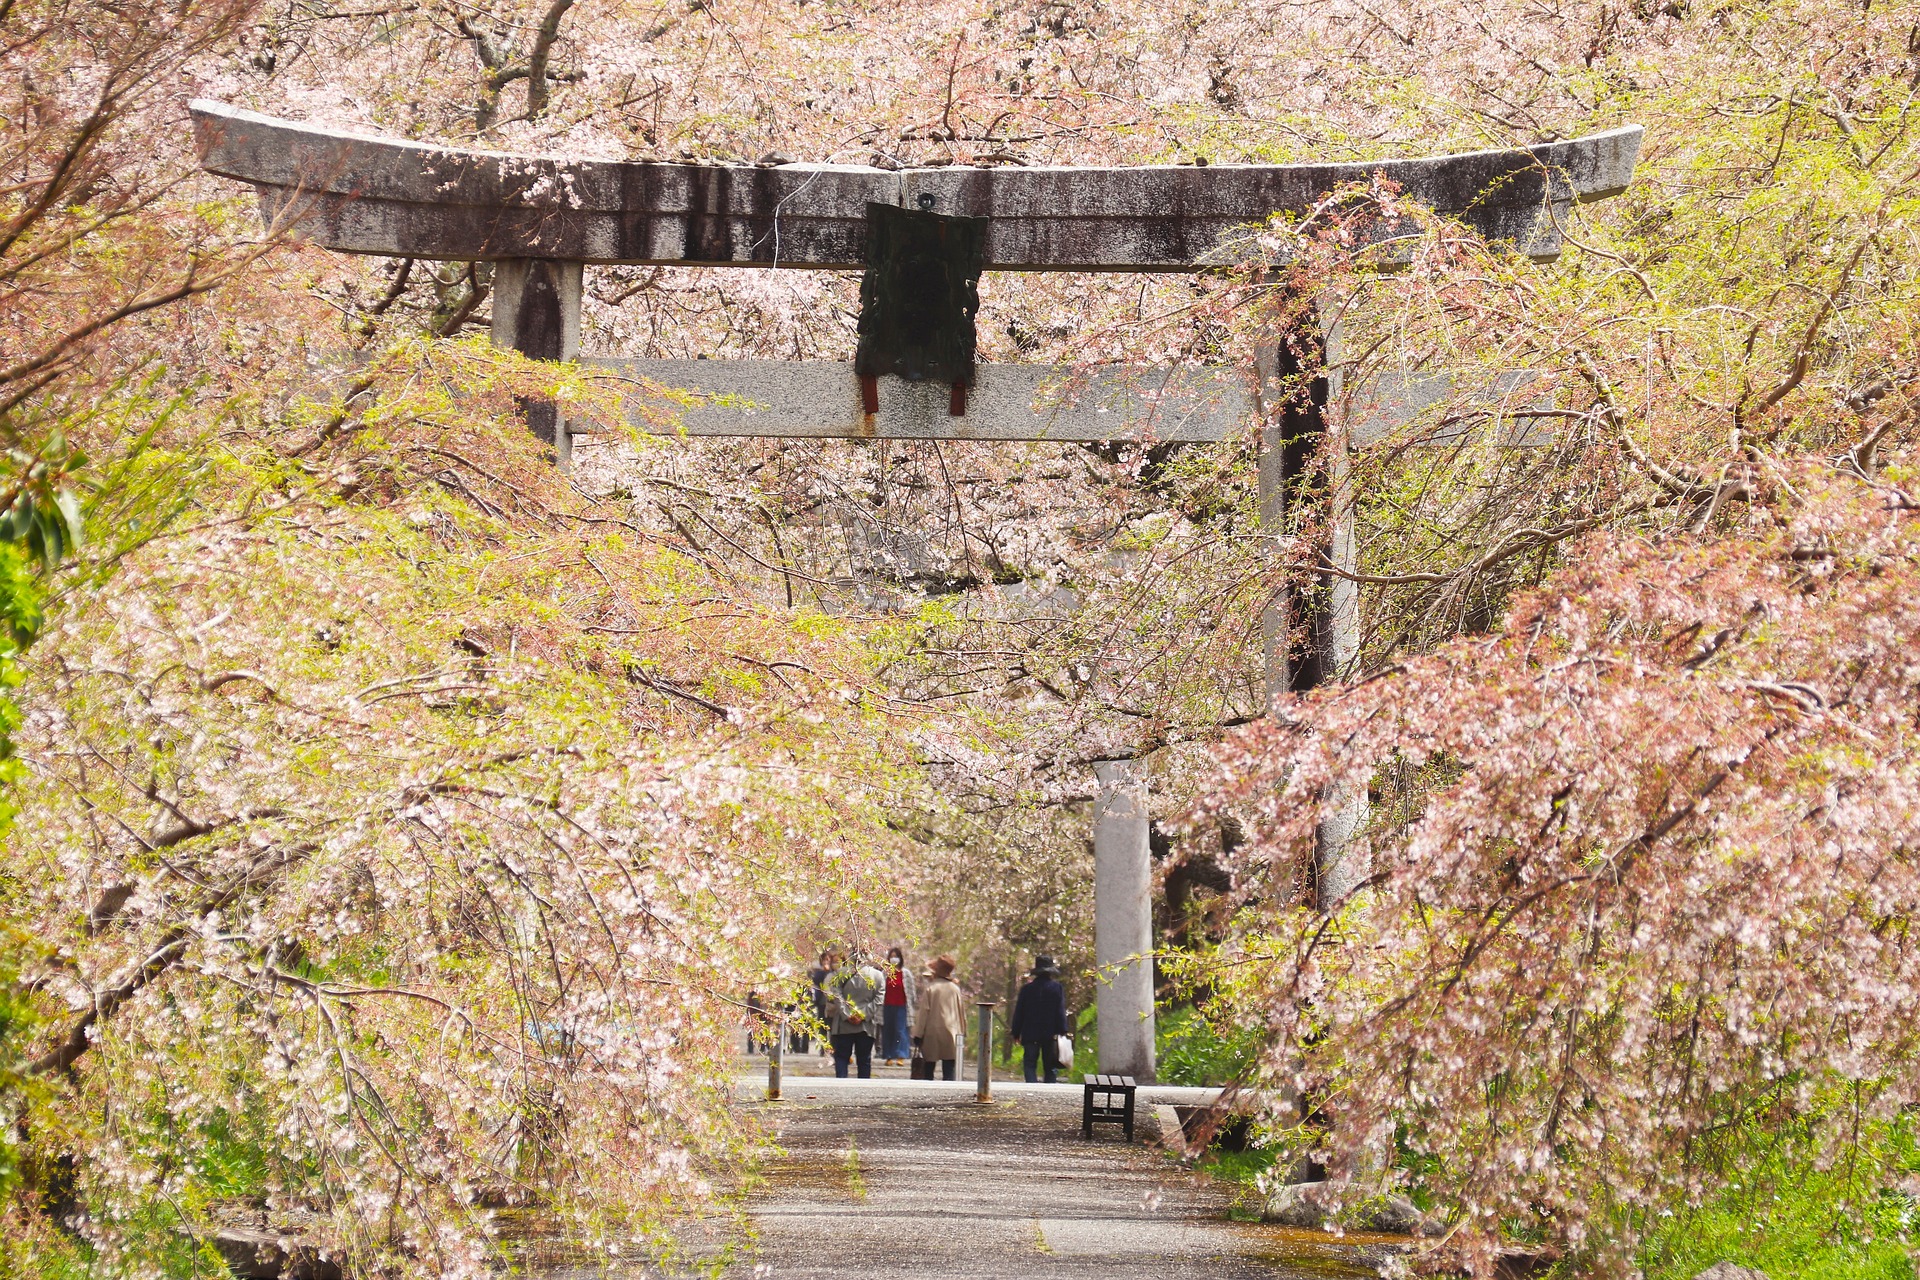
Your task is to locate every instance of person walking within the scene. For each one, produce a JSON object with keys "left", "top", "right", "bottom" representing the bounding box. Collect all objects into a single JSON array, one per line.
[
  {"left": 826, "top": 947, "right": 884, "bottom": 1079},
  {"left": 1009, "top": 955, "right": 1069, "bottom": 1084},
  {"left": 745, "top": 989, "right": 765, "bottom": 1054},
  {"left": 782, "top": 987, "right": 810, "bottom": 1055},
  {"left": 913, "top": 954, "right": 965, "bottom": 1081},
  {"left": 809, "top": 948, "right": 838, "bottom": 1058},
  {"left": 880, "top": 946, "right": 916, "bottom": 1064}
]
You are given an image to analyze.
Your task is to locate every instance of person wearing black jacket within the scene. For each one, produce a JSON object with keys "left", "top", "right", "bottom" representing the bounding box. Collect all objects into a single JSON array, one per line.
[
  {"left": 807, "top": 949, "right": 837, "bottom": 1057},
  {"left": 1008, "top": 955, "right": 1069, "bottom": 1083}
]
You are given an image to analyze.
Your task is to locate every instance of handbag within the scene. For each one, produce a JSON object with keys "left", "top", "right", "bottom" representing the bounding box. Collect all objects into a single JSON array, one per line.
[
  {"left": 910, "top": 1056, "right": 935, "bottom": 1081},
  {"left": 1053, "top": 1034, "right": 1074, "bottom": 1070}
]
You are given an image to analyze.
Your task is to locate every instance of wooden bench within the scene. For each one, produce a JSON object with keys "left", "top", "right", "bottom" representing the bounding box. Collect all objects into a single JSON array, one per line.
[{"left": 1082, "top": 1074, "right": 1137, "bottom": 1141}]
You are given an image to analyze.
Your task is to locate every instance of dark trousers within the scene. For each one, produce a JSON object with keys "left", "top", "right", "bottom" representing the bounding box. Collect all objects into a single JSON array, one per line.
[
  {"left": 831, "top": 1031, "right": 874, "bottom": 1078},
  {"left": 782, "top": 1002, "right": 808, "bottom": 1054},
  {"left": 937, "top": 1058, "right": 956, "bottom": 1081},
  {"left": 1022, "top": 1041, "right": 1058, "bottom": 1084}
]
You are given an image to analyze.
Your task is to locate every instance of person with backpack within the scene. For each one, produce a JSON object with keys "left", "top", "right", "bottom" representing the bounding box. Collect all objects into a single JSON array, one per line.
[
  {"left": 1008, "top": 954, "right": 1069, "bottom": 1083},
  {"left": 826, "top": 946, "right": 885, "bottom": 1079}
]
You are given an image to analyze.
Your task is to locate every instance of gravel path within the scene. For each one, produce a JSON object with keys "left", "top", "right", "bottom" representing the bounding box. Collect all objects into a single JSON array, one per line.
[{"left": 732, "top": 1079, "right": 1391, "bottom": 1279}]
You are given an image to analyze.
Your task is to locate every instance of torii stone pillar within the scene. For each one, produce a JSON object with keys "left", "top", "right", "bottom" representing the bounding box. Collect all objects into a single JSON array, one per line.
[
  {"left": 1258, "top": 319, "right": 1366, "bottom": 909},
  {"left": 189, "top": 98, "right": 1639, "bottom": 1074},
  {"left": 491, "top": 258, "right": 582, "bottom": 469},
  {"left": 1092, "top": 758, "right": 1155, "bottom": 1081}
]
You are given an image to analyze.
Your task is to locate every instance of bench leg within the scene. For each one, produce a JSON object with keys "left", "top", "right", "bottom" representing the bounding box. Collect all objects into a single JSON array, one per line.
[{"left": 1082, "top": 1092, "right": 1093, "bottom": 1139}]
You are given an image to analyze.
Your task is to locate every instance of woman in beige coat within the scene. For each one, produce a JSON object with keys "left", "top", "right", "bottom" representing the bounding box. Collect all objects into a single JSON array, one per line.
[{"left": 913, "top": 954, "right": 965, "bottom": 1081}]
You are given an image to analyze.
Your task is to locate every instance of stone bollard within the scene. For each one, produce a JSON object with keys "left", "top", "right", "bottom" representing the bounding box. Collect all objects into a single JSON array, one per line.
[
  {"left": 767, "top": 1014, "right": 783, "bottom": 1101},
  {"left": 975, "top": 1002, "right": 997, "bottom": 1101}
]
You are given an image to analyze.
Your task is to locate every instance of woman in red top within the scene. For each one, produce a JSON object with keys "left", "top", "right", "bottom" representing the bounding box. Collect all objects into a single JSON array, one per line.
[{"left": 880, "top": 946, "right": 916, "bottom": 1064}]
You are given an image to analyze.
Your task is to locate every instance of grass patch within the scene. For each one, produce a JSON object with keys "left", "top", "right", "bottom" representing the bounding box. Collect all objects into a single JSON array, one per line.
[
  {"left": 1638, "top": 1184, "right": 1917, "bottom": 1280},
  {"left": 1637, "top": 1120, "right": 1920, "bottom": 1280},
  {"left": 1202, "top": 1147, "right": 1277, "bottom": 1187},
  {"left": 1156, "top": 1005, "right": 1257, "bottom": 1088},
  {"left": 842, "top": 1138, "right": 866, "bottom": 1201}
]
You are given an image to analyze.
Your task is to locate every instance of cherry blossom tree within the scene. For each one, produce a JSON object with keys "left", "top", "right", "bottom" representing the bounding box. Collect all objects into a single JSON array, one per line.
[{"left": 1202, "top": 463, "right": 1920, "bottom": 1276}]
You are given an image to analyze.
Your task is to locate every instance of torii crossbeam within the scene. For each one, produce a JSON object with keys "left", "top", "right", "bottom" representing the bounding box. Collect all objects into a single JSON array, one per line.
[
  {"left": 191, "top": 101, "right": 1641, "bottom": 1082},
  {"left": 192, "top": 102, "right": 1639, "bottom": 444}
]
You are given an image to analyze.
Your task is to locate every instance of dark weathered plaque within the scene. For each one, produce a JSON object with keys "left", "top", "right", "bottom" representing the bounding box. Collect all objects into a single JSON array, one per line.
[{"left": 854, "top": 203, "right": 988, "bottom": 389}]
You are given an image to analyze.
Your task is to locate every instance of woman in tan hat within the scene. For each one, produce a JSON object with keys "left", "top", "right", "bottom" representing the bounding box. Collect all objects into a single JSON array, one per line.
[{"left": 913, "top": 954, "right": 965, "bottom": 1081}]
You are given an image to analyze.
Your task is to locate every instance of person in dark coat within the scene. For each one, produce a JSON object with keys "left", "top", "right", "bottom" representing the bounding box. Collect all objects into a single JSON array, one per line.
[
  {"left": 808, "top": 949, "right": 838, "bottom": 1057},
  {"left": 1008, "top": 955, "right": 1069, "bottom": 1083}
]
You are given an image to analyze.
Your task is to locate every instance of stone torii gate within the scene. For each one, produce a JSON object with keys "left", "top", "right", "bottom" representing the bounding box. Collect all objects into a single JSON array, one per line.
[{"left": 191, "top": 101, "right": 1639, "bottom": 1082}]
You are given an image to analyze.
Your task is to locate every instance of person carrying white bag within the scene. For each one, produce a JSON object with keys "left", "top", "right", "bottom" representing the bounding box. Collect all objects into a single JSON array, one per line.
[{"left": 1008, "top": 955, "right": 1071, "bottom": 1083}]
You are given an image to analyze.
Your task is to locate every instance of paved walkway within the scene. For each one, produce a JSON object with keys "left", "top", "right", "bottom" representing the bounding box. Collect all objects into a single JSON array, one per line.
[{"left": 729, "top": 1079, "right": 1395, "bottom": 1279}]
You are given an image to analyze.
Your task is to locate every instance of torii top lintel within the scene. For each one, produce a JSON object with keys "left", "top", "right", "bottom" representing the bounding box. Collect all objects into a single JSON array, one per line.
[{"left": 189, "top": 101, "right": 1641, "bottom": 271}]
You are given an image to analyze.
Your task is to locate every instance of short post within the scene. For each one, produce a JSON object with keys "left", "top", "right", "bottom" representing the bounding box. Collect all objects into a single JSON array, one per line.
[
  {"left": 767, "top": 1014, "right": 783, "bottom": 1101},
  {"left": 974, "top": 1002, "right": 997, "bottom": 1101}
]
